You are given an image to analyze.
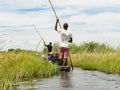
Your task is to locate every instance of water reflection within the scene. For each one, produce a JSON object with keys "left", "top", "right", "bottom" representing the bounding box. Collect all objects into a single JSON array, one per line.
[
  {"left": 12, "top": 68, "right": 120, "bottom": 90},
  {"left": 60, "top": 71, "right": 72, "bottom": 89}
]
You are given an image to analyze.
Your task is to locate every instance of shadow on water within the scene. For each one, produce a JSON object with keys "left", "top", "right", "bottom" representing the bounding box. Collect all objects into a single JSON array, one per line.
[
  {"left": 12, "top": 68, "right": 120, "bottom": 90},
  {"left": 60, "top": 71, "right": 72, "bottom": 89}
]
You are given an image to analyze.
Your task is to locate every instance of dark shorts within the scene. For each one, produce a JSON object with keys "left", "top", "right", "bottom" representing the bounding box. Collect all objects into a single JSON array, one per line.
[{"left": 59, "top": 47, "right": 69, "bottom": 59}]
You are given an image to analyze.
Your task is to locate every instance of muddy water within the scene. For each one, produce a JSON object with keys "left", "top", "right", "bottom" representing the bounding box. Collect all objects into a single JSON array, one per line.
[{"left": 13, "top": 68, "right": 120, "bottom": 90}]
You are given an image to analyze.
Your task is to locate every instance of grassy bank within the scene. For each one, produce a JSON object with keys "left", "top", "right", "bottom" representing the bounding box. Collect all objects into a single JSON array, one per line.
[
  {"left": 0, "top": 50, "right": 59, "bottom": 90},
  {"left": 72, "top": 52, "right": 120, "bottom": 74},
  {"left": 0, "top": 41, "right": 120, "bottom": 89},
  {"left": 69, "top": 42, "right": 120, "bottom": 74}
]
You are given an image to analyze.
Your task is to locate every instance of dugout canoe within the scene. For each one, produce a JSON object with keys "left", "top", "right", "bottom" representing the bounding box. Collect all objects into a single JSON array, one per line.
[{"left": 59, "top": 66, "right": 71, "bottom": 71}]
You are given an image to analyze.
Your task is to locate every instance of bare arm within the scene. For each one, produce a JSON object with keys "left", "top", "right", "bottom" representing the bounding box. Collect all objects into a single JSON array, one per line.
[
  {"left": 43, "top": 41, "right": 46, "bottom": 46},
  {"left": 55, "top": 18, "right": 59, "bottom": 31}
]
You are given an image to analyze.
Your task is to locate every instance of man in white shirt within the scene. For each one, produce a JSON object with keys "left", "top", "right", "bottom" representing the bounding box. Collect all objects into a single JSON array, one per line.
[{"left": 55, "top": 18, "right": 73, "bottom": 66}]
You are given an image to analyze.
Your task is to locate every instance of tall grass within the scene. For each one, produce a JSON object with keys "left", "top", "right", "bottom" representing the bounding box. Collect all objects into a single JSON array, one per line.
[
  {"left": 69, "top": 41, "right": 120, "bottom": 74},
  {"left": 0, "top": 41, "right": 119, "bottom": 89},
  {"left": 69, "top": 41, "right": 114, "bottom": 54},
  {"left": 43, "top": 42, "right": 59, "bottom": 54},
  {"left": 72, "top": 52, "right": 120, "bottom": 74},
  {"left": 0, "top": 50, "right": 59, "bottom": 90}
]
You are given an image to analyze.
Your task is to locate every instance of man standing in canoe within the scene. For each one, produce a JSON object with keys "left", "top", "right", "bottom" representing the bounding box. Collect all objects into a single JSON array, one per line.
[
  {"left": 43, "top": 41, "right": 53, "bottom": 56},
  {"left": 55, "top": 18, "right": 73, "bottom": 66}
]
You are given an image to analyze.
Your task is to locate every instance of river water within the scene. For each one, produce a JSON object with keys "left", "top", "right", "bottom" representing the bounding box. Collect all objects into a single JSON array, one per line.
[{"left": 13, "top": 68, "right": 120, "bottom": 90}]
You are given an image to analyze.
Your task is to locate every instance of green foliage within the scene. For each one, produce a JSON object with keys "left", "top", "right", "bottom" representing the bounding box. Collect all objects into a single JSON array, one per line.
[
  {"left": 43, "top": 47, "right": 47, "bottom": 54},
  {"left": 53, "top": 42, "right": 59, "bottom": 53},
  {"left": 8, "top": 48, "right": 36, "bottom": 54},
  {"left": 43, "top": 42, "right": 59, "bottom": 54},
  {"left": 72, "top": 52, "right": 120, "bottom": 74},
  {"left": 43, "top": 41, "right": 114, "bottom": 54},
  {"left": 0, "top": 50, "right": 59, "bottom": 89},
  {"left": 68, "top": 41, "right": 120, "bottom": 75},
  {"left": 70, "top": 41, "right": 114, "bottom": 53}
]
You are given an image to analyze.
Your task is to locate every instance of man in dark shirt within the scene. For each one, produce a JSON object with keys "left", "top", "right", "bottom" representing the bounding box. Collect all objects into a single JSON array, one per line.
[{"left": 43, "top": 41, "right": 53, "bottom": 56}]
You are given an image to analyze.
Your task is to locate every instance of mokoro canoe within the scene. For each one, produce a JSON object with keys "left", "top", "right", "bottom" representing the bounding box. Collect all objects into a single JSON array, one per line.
[{"left": 59, "top": 66, "right": 71, "bottom": 71}]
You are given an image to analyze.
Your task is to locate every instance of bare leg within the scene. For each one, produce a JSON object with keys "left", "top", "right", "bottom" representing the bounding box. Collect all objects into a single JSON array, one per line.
[
  {"left": 60, "top": 59, "right": 63, "bottom": 66},
  {"left": 63, "top": 59, "right": 67, "bottom": 66}
]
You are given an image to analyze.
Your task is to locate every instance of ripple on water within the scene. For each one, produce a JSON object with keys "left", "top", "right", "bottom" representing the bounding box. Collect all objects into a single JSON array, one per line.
[{"left": 12, "top": 68, "right": 120, "bottom": 90}]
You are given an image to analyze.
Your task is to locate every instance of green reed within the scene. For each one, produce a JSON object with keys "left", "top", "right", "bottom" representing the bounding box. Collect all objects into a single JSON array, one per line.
[
  {"left": 72, "top": 52, "right": 120, "bottom": 74},
  {"left": 69, "top": 42, "right": 120, "bottom": 74},
  {"left": 0, "top": 50, "right": 59, "bottom": 90}
]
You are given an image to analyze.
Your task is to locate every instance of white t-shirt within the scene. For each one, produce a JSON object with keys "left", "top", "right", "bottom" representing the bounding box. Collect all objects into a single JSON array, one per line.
[{"left": 57, "top": 29, "right": 72, "bottom": 48}]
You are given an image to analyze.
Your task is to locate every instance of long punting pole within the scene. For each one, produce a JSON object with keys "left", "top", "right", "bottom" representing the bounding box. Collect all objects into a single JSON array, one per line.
[{"left": 48, "top": 0, "right": 73, "bottom": 70}]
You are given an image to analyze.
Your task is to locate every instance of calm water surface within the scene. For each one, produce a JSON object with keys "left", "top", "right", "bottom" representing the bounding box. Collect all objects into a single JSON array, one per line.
[{"left": 13, "top": 68, "right": 120, "bottom": 90}]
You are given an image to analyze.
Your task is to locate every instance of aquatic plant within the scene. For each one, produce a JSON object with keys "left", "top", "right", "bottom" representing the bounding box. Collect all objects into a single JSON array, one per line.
[
  {"left": 69, "top": 42, "right": 120, "bottom": 74},
  {"left": 0, "top": 50, "right": 59, "bottom": 90}
]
